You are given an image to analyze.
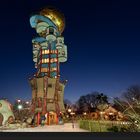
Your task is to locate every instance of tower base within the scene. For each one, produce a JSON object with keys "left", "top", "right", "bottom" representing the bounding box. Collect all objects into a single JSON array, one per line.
[{"left": 29, "top": 76, "right": 66, "bottom": 125}]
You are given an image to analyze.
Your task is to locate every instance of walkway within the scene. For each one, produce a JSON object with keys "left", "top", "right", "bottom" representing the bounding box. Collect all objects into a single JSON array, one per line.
[{"left": 0, "top": 123, "right": 89, "bottom": 132}]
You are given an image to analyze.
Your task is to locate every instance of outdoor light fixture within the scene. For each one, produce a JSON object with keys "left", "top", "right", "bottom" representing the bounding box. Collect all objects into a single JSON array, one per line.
[
  {"left": 70, "top": 112, "right": 75, "bottom": 115},
  {"left": 109, "top": 112, "right": 114, "bottom": 115},
  {"left": 26, "top": 101, "right": 29, "bottom": 104},
  {"left": 18, "top": 104, "right": 23, "bottom": 110},
  {"left": 83, "top": 112, "right": 87, "bottom": 115},
  {"left": 17, "top": 99, "right": 21, "bottom": 103},
  {"left": 68, "top": 109, "right": 71, "bottom": 113}
]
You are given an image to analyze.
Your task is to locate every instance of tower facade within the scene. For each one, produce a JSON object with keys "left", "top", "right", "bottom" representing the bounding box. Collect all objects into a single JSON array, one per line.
[{"left": 29, "top": 8, "right": 67, "bottom": 125}]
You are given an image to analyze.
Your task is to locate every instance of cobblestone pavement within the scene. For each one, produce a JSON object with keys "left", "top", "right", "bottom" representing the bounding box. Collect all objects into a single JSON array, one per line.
[{"left": 0, "top": 123, "right": 89, "bottom": 132}]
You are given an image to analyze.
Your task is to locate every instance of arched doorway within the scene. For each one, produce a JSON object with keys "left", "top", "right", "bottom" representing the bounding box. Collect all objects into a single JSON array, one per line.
[
  {"left": 0, "top": 113, "right": 3, "bottom": 126},
  {"left": 49, "top": 111, "right": 57, "bottom": 125}
]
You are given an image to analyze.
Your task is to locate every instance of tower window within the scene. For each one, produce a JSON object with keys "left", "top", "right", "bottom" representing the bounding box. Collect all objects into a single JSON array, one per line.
[
  {"left": 49, "top": 28, "right": 54, "bottom": 34},
  {"left": 62, "top": 51, "right": 65, "bottom": 55},
  {"left": 59, "top": 39, "right": 62, "bottom": 43},
  {"left": 48, "top": 84, "right": 52, "bottom": 88}
]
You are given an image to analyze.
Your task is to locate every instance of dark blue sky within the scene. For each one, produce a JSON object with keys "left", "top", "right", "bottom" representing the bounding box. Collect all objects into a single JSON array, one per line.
[{"left": 0, "top": 0, "right": 140, "bottom": 103}]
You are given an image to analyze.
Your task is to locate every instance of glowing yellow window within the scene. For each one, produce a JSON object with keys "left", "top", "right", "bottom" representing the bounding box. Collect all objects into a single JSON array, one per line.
[
  {"left": 41, "top": 68, "right": 48, "bottom": 72},
  {"left": 42, "top": 59, "right": 44, "bottom": 63},
  {"left": 53, "top": 68, "right": 57, "bottom": 71},
  {"left": 54, "top": 58, "right": 57, "bottom": 62},
  {"left": 42, "top": 50, "right": 45, "bottom": 54},
  {"left": 45, "top": 50, "right": 49, "bottom": 54},
  {"left": 44, "top": 58, "right": 49, "bottom": 63},
  {"left": 50, "top": 67, "right": 57, "bottom": 71},
  {"left": 50, "top": 59, "right": 53, "bottom": 63}
]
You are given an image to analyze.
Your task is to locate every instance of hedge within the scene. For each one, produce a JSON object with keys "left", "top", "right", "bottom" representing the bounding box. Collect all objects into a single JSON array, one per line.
[{"left": 79, "top": 120, "right": 129, "bottom": 132}]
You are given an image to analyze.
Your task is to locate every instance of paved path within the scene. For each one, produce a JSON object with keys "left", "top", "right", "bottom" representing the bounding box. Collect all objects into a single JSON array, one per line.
[{"left": 0, "top": 123, "right": 89, "bottom": 132}]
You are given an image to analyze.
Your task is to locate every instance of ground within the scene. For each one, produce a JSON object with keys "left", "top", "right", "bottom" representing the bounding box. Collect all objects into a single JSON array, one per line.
[{"left": 0, "top": 123, "right": 89, "bottom": 132}]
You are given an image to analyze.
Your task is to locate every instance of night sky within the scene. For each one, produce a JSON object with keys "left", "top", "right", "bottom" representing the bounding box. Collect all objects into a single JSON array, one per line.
[{"left": 0, "top": 0, "right": 140, "bottom": 103}]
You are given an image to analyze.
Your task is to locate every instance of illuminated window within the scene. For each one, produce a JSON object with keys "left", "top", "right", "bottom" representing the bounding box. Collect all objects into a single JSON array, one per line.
[
  {"left": 53, "top": 68, "right": 57, "bottom": 71},
  {"left": 44, "top": 58, "right": 49, "bottom": 63},
  {"left": 42, "top": 58, "right": 49, "bottom": 63},
  {"left": 42, "top": 50, "right": 45, "bottom": 54},
  {"left": 51, "top": 50, "right": 55, "bottom": 53},
  {"left": 45, "top": 50, "right": 49, "bottom": 54},
  {"left": 50, "top": 58, "right": 57, "bottom": 63},
  {"left": 41, "top": 68, "right": 48, "bottom": 72},
  {"left": 42, "top": 50, "right": 49, "bottom": 54},
  {"left": 50, "top": 59, "right": 54, "bottom": 63},
  {"left": 50, "top": 50, "right": 57, "bottom": 54},
  {"left": 50, "top": 67, "right": 57, "bottom": 71},
  {"left": 54, "top": 58, "right": 57, "bottom": 62}
]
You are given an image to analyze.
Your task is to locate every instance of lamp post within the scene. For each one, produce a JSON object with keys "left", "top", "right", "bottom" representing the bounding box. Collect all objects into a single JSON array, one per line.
[
  {"left": 18, "top": 104, "right": 23, "bottom": 110},
  {"left": 68, "top": 108, "right": 72, "bottom": 113},
  {"left": 17, "top": 104, "right": 23, "bottom": 120},
  {"left": 17, "top": 99, "right": 21, "bottom": 103},
  {"left": 68, "top": 108, "right": 71, "bottom": 121}
]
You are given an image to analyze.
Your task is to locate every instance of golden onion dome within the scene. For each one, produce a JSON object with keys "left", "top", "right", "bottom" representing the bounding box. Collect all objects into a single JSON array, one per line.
[{"left": 40, "top": 7, "right": 65, "bottom": 33}]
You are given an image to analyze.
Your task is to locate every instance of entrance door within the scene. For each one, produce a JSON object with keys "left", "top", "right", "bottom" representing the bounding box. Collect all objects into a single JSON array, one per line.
[
  {"left": 0, "top": 113, "right": 3, "bottom": 126},
  {"left": 49, "top": 112, "right": 56, "bottom": 125}
]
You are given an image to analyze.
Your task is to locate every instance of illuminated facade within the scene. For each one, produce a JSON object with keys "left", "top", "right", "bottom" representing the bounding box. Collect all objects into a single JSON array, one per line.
[{"left": 29, "top": 8, "right": 67, "bottom": 125}]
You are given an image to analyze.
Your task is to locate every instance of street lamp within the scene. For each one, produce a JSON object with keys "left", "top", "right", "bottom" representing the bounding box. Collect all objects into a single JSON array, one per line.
[
  {"left": 70, "top": 112, "right": 75, "bottom": 115},
  {"left": 68, "top": 108, "right": 72, "bottom": 113},
  {"left": 83, "top": 112, "right": 87, "bottom": 115},
  {"left": 18, "top": 104, "right": 23, "bottom": 110},
  {"left": 17, "top": 99, "right": 21, "bottom": 103},
  {"left": 100, "top": 111, "right": 105, "bottom": 120},
  {"left": 26, "top": 101, "right": 29, "bottom": 104}
]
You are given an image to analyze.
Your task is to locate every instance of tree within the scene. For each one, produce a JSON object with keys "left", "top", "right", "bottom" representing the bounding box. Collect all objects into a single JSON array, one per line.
[
  {"left": 96, "top": 93, "right": 108, "bottom": 104},
  {"left": 112, "top": 97, "right": 127, "bottom": 112},
  {"left": 112, "top": 85, "right": 140, "bottom": 132},
  {"left": 64, "top": 99, "right": 72, "bottom": 109},
  {"left": 96, "top": 93, "right": 109, "bottom": 115},
  {"left": 13, "top": 100, "right": 32, "bottom": 121},
  {"left": 76, "top": 92, "right": 108, "bottom": 113},
  {"left": 123, "top": 85, "right": 140, "bottom": 104}
]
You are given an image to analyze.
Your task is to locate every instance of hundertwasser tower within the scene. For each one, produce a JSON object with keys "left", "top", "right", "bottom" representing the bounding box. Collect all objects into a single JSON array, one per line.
[{"left": 29, "top": 7, "right": 68, "bottom": 125}]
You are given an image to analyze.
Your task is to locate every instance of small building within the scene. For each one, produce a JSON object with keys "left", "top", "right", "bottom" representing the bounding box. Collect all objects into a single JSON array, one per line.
[{"left": 90, "top": 105, "right": 125, "bottom": 121}]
